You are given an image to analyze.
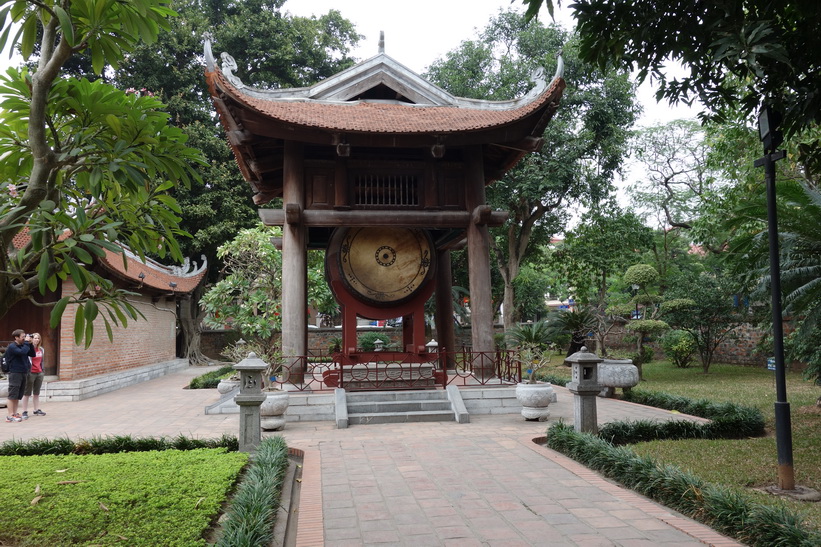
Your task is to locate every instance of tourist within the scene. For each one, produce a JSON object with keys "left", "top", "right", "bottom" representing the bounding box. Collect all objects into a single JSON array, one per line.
[
  {"left": 5, "top": 329, "right": 34, "bottom": 423},
  {"left": 21, "top": 332, "right": 46, "bottom": 419}
]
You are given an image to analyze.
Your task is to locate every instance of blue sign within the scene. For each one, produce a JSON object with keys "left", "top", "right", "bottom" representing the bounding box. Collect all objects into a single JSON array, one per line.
[{"left": 767, "top": 357, "right": 776, "bottom": 371}]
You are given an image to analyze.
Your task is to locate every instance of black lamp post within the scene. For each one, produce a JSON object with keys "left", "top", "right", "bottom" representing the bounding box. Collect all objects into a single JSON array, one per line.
[{"left": 753, "top": 104, "right": 794, "bottom": 491}]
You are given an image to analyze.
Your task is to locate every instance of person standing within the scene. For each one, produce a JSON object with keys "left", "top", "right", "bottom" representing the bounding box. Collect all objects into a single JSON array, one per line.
[
  {"left": 5, "top": 329, "right": 35, "bottom": 423},
  {"left": 21, "top": 332, "right": 46, "bottom": 418}
]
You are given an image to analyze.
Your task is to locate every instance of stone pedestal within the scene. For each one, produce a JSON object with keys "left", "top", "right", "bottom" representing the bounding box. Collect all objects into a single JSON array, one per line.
[{"left": 565, "top": 347, "right": 602, "bottom": 434}]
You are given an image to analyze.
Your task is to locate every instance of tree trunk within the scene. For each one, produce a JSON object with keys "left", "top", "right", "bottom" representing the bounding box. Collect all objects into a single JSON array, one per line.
[{"left": 179, "top": 281, "right": 212, "bottom": 366}]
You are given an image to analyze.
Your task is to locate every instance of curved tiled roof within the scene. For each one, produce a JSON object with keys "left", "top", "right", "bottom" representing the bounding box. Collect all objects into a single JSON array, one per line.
[
  {"left": 10, "top": 228, "right": 206, "bottom": 294},
  {"left": 208, "top": 65, "right": 565, "bottom": 137}
]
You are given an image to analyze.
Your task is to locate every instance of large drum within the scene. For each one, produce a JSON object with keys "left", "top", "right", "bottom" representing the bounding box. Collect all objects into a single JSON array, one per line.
[{"left": 326, "top": 227, "right": 435, "bottom": 308}]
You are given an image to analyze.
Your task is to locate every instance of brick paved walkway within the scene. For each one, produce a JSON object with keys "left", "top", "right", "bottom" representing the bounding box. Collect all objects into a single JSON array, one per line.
[{"left": 1, "top": 366, "right": 740, "bottom": 546}]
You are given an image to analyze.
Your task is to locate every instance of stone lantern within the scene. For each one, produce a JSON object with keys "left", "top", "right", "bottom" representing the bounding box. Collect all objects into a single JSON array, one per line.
[
  {"left": 564, "top": 346, "right": 602, "bottom": 434},
  {"left": 234, "top": 352, "right": 268, "bottom": 452}
]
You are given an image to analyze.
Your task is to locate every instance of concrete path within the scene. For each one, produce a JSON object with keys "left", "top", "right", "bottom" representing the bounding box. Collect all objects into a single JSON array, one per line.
[{"left": 1, "top": 366, "right": 741, "bottom": 546}]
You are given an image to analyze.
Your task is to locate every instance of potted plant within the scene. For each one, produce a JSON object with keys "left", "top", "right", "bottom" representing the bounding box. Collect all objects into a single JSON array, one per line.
[{"left": 506, "top": 326, "right": 558, "bottom": 421}]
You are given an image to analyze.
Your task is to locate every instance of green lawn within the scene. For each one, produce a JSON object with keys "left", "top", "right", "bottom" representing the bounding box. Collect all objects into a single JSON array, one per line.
[
  {"left": 630, "top": 361, "right": 821, "bottom": 532},
  {"left": 0, "top": 448, "right": 248, "bottom": 546}
]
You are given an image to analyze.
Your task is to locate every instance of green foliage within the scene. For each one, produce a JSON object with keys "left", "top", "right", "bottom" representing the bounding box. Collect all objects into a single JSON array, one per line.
[
  {"left": 102, "top": 0, "right": 361, "bottom": 273},
  {"left": 661, "top": 272, "right": 744, "bottom": 373},
  {"left": 525, "top": 1, "right": 821, "bottom": 139},
  {"left": 357, "top": 331, "right": 393, "bottom": 351},
  {"left": 328, "top": 336, "right": 343, "bottom": 353},
  {"left": 0, "top": 434, "right": 239, "bottom": 457},
  {"left": 549, "top": 307, "right": 598, "bottom": 355},
  {"left": 546, "top": 423, "right": 819, "bottom": 547},
  {"left": 628, "top": 346, "right": 655, "bottom": 369},
  {"left": 0, "top": 1, "right": 207, "bottom": 346},
  {"left": 189, "top": 365, "right": 236, "bottom": 389},
  {"left": 625, "top": 390, "right": 764, "bottom": 436},
  {"left": 506, "top": 321, "right": 556, "bottom": 350},
  {"left": 511, "top": 263, "right": 551, "bottom": 320},
  {"left": 494, "top": 332, "right": 508, "bottom": 350},
  {"left": 426, "top": 10, "right": 640, "bottom": 328},
  {"left": 623, "top": 264, "right": 659, "bottom": 287},
  {"left": 624, "top": 319, "right": 669, "bottom": 337},
  {"left": 0, "top": 448, "right": 247, "bottom": 546},
  {"left": 217, "top": 436, "right": 290, "bottom": 547},
  {"left": 660, "top": 330, "right": 697, "bottom": 368},
  {"left": 201, "top": 225, "right": 283, "bottom": 343}
]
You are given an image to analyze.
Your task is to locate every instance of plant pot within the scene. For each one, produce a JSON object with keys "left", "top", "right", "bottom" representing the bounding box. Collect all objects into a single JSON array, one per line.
[
  {"left": 515, "top": 382, "right": 556, "bottom": 421},
  {"left": 260, "top": 390, "right": 289, "bottom": 431},
  {"left": 217, "top": 379, "right": 240, "bottom": 395}
]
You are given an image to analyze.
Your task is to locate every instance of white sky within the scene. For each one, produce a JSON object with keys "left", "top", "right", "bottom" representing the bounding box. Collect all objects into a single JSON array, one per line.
[
  {"left": 0, "top": 0, "right": 699, "bottom": 126},
  {"left": 284, "top": 0, "right": 700, "bottom": 126}
]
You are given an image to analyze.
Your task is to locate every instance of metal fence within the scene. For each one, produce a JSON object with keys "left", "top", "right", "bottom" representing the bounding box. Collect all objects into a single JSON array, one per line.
[{"left": 265, "top": 348, "right": 521, "bottom": 392}]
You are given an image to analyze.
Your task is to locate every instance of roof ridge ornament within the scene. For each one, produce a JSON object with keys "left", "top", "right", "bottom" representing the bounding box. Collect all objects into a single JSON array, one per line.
[
  {"left": 554, "top": 49, "right": 564, "bottom": 80},
  {"left": 203, "top": 32, "right": 215, "bottom": 72},
  {"left": 220, "top": 52, "right": 246, "bottom": 89}
]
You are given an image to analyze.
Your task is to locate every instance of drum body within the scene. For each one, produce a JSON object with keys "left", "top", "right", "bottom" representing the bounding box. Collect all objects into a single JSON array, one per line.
[{"left": 326, "top": 227, "right": 436, "bottom": 313}]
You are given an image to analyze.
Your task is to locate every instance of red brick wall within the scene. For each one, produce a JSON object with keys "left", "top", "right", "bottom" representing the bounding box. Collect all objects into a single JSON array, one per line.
[{"left": 58, "top": 281, "right": 177, "bottom": 380}]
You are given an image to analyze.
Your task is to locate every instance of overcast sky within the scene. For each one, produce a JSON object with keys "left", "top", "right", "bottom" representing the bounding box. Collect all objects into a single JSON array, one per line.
[{"left": 285, "top": 0, "right": 700, "bottom": 126}]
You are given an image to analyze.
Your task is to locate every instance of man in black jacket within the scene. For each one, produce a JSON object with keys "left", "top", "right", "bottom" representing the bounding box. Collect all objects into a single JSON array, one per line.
[{"left": 5, "top": 329, "right": 35, "bottom": 423}]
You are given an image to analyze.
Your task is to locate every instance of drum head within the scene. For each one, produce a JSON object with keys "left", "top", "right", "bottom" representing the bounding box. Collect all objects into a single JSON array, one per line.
[{"left": 331, "top": 227, "right": 434, "bottom": 306}]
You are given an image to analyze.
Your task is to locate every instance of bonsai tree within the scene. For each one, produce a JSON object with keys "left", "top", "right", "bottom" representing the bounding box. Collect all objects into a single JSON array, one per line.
[{"left": 622, "top": 264, "right": 669, "bottom": 378}]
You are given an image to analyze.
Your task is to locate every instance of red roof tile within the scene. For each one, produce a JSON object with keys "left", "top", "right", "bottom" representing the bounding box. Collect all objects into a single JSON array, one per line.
[{"left": 212, "top": 69, "right": 565, "bottom": 135}]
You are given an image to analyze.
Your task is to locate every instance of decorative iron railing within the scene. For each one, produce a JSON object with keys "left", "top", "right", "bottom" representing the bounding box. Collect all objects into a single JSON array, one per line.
[{"left": 265, "top": 348, "right": 521, "bottom": 392}]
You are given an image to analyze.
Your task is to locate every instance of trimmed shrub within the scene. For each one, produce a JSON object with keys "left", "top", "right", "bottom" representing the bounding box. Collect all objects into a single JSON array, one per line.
[
  {"left": 598, "top": 390, "right": 766, "bottom": 444},
  {"left": 216, "top": 436, "right": 290, "bottom": 546},
  {"left": 660, "top": 330, "right": 697, "bottom": 368},
  {"left": 357, "top": 331, "right": 392, "bottom": 351},
  {"left": 189, "top": 365, "right": 236, "bottom": 389},
  {"left": 0, "top": 434, "right": 239, "bottom": 457}
]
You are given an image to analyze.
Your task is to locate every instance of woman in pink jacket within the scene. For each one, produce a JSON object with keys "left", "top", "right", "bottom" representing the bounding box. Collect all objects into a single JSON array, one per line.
[{"left": 21, "top": 333, "right": 47, "bottom": 419}]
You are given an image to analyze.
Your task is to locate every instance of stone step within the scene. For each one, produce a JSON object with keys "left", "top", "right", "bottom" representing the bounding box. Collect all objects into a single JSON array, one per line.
[
  {"left": 347, "top": 399, "right": 452, "bottom": 414},
  {"left": 343, "top": 389, "right": 456, "bottom": 426},
  {"left": 346, "top": 390, "right": 448, "bottom": 403},
  {"left": 348, "top": 409, "right": 456, "bottom": 425}
]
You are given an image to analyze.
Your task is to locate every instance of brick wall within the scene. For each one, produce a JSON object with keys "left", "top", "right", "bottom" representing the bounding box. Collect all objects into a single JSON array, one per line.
[{"left": 58, "top": 281, "right": 177, "bottom": 380}]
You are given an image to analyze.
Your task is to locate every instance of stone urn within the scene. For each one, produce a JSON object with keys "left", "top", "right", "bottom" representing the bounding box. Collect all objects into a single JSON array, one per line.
[
  {"left": 598, "top": 358, "right": 639, "bottom": 397},
  {"left": 260, "top": 390, "right": 289, "bottom": 431},
  {"left": 216, "top": 379, "right": 240, "bottom": 395},
  {"left": 515, "top": 382, "right": 556, "bottom": 421}
]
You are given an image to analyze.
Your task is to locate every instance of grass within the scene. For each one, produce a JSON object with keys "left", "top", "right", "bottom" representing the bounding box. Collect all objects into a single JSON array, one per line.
[
  {"left": 0, "top": 448, "right": 248, "bottom": 546},
  {"left": 629, "top": 360, "right": 821, "bottom": 532}
]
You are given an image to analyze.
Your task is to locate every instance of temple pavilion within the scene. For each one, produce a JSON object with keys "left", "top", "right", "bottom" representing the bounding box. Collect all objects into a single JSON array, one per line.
[{"left": 204, "top": 33, "right": 565, "bottom": 385}]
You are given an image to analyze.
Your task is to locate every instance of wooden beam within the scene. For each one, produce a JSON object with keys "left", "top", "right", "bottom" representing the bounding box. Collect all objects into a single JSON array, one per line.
[
  {"left": 471, "top": 205, "right": 492, "bottom": 225},
  {"left": 285, "top": 203, "right": 302, "bottom": 224},
  {"left": 258, "top": 209, "right": 508, "bottom": 228}
]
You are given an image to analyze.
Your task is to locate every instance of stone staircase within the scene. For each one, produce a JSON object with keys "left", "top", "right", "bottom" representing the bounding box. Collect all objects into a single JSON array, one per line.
[{"left": 335, "top": 386, "right": 469, "bottom": 428}]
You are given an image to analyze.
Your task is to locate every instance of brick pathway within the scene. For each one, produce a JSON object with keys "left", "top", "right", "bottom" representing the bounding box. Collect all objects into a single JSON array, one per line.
[{"left": 1, "top": 367, "right": 740, "bottom": 546}]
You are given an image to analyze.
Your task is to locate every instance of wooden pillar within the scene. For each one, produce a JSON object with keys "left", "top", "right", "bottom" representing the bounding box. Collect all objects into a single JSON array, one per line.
[
  {"left": 434, "top": 249, "right": 456, "bottom": 370},
  {"left": 464, "top": 145, "right": 495, "bottom": 379},
  {"left": 282, "top": 140, "right": 307, "bottom": 383}
]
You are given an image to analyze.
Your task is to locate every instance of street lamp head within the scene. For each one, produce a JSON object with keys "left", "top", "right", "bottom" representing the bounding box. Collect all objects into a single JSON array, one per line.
[{"left": 758, "top": 105, "right": 783, "bottom": 153}]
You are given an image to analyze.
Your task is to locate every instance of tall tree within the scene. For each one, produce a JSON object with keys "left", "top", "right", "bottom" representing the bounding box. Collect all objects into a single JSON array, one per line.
[
  {"left": 523, "top": 0, "right": 821, "bottom": 174},
  {"left": 425, "top": 11, "right": 639, "bottom": 330},
  {"left": 552, "top": 207, "right": 654, "bottom": 352},
  {"left": 0, "top": 1, "right": 204, "bottom": 345},
  {"left": 104, "top": 0, "right": 361, "bottom": 362}
]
